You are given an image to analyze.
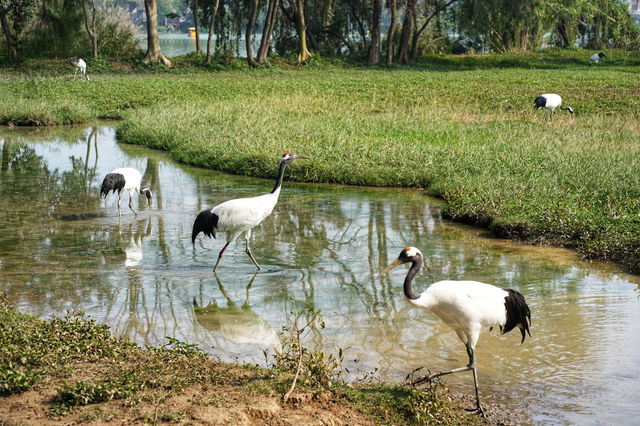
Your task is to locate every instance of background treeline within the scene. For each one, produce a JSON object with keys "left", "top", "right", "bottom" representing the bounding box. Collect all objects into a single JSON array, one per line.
[{"left": 1, "top": 0, "right": 639, "bottom": 66}]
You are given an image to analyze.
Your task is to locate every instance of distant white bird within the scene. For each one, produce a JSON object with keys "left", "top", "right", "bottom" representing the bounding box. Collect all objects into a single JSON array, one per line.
[
  {"left": 192, "top": 152, "right": 310, "bottom": 272},
  {"left": 534, "top": 93, "right": 573, "bottom": 120},
  {"left": 70, "top": 57, "right": 89, "bottom": 80},
  {"left": 100, "top": 167, "right": 152, "bottom": 217},
  {"left": 380, "top": 247, "right": 531, "bottom": 416},
  {"left": 590, "top": 52, "right": 606, "bottom": 64}
]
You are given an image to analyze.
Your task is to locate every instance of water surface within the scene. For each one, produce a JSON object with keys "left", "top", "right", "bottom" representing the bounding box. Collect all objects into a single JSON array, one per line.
[{"left": 1, "top": 126, "right": 639, "bottom": 424}]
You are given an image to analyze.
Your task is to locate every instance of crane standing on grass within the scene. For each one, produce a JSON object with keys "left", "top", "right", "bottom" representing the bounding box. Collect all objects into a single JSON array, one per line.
[
  {"left": 70, "top": 57, "right": 90, "bottom": 80},
  {"left": 100, "top": 168, "right": 152, "bottom": 217},
  {"left": 380, "top": 246, "right": 531, "bottom": 416},
  {"left": 534, "top": 93, "right": 573, "bottom": 121},
  {"left": 192, "top": 152, "right": 310, "bottom": 272}
]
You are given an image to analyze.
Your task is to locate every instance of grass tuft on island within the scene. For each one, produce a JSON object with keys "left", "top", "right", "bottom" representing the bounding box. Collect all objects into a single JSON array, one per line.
[
  {"left": 1, "top": 49, "right": 639, "bottom": 273},
  {"left": 0, "top": 298, "right": 475, "bottom": 424}
]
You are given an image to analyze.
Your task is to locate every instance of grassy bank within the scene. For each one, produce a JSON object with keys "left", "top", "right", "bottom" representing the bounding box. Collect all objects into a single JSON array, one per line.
[
  {"left": 0, "top": 300, "right": 472, "bottom": 424},
  {"left": 1, "top": 50, "right": 639, "bottom": 272}
]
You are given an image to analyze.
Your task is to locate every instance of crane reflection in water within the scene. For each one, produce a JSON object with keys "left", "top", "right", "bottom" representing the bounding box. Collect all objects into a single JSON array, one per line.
[{"left": 192, "top": 273, "right": 281, "bottom": 354}]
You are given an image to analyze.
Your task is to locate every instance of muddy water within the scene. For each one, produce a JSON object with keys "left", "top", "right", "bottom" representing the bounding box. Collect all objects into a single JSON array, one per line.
[{"left": 1, "top": 126, "right": 639, "bottom": 423}]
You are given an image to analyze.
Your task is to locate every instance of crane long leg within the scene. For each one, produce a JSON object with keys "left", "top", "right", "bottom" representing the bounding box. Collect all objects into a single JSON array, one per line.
[
  {"left": 213, "top": 242, "right": 229, "bottom": 273},
  {"left": 244, "top": 236, "right": 261, "bottom": 270},
  {"left": 128, "top": 193, "right": 138, "bottom": 216},
  {"left": 117, "top": 194, "right": 122, "bottom": 217},
  {"left": 411, "top": 343, "right": 485, "bottom": 417}
]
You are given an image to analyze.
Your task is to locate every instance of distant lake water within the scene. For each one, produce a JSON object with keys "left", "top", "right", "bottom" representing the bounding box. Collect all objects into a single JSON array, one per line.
[{"left": 136, "top": 33, "right": 248, "bottom": 58}]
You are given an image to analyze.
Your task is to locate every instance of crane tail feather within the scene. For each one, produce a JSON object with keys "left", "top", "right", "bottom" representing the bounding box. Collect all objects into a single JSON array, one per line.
[
  {"left": 501, "top": 289, "right": 532, "bottom": 344},
  {"left": 100, "top": 173, "right": 125, "bottom": 198},
  {"left": 192, "top": 209, "right": 218, "bottom": 243}
]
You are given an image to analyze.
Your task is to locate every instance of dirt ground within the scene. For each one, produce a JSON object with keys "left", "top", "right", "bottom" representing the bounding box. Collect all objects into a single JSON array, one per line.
[{"left": 1, "top": 383, "right": 522, "bottom": 425}]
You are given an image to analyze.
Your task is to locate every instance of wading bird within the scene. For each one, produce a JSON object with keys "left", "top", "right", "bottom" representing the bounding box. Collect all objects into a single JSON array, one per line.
[
  {"left": 534, "top": 94, "right": 573, "bottom": 121},
  {"left": 70, "top": 57, "right": 89, "bottom": 80},
  {"left": 100, "top": 167, "right": 152, "bottom": 217},
  {"left": 380, "top": 247, "right": 531, "bottom": 416},
  {"left": 590, "top": 52, "right": 606, "bottom": 64},
  {"left": 192, "top": 152, "right": 310, "bottom": 272}
]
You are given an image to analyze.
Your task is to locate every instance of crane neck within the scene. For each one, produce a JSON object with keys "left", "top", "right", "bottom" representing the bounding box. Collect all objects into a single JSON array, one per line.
[
  {"left": 404, "top": 256, "right": 422, "bottom": 300},
  {"left": 270, "top": 161, "right": 289, "bottom": 194}
]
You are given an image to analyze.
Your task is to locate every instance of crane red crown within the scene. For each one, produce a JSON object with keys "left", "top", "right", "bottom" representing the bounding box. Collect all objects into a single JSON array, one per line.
[{"left": 282, "top": 152, "right": 291, "bottom": 157}]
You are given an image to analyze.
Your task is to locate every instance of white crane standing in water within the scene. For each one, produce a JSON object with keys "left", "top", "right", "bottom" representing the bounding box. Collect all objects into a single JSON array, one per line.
[
  {"left": 380, "top": 247, "right": 531, "bottom": 416},
  {"left": 100, "top": 167, "right": 152, "bottom": 217},
  {"left": 192, "top": 152, "right": 310, "bottom": 272},
  {"left": 534, "top": 94, "right": 573, "bottom": 121}
]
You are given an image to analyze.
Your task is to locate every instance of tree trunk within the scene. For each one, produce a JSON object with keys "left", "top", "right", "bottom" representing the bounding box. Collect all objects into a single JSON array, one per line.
[
  {"left": 81, "top": 0, "right": 98, "bottom": 59},
  {"left": 410, "top": 0, "right": 457, "bottom": 60},
  {"left": 410, "top": 9, "right": 419, "bottom": 60},
  {"left": 143, "top": 0, "right": 172, "bottom": 67},
  {"left": 349, "top": 3, "right": 368, "bottom": 53},
  {"left": 0, "top": 12, "right": 18, "bottom": 63},
  {"left": 367, "top": 0, "right": 382, "bottom": 64},
  {"left": 246, "top": 0, "right": 259, "bottom": 67},
  {"left": 206, "top": 0, "right": 221, "bottom": 63},
  {"left": 193, "top": 0, "right": 200, "bottom": 54},
  {"left": 397, "top": 0, "right": 416, "bottom": 65},
  {"left": 284, "top": 0, "right": 310, "bottom": 62},
  {"left": 386, "top": 0, "right": 396, "bottom": 66},
  {"left": 257, "top": 0, "right": 279, "bottom": 64}
]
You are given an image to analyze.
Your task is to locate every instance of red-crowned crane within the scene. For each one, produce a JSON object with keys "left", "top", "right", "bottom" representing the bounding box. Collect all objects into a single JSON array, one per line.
[
  {"left": 534, "top": 94, "right": 573, "bottom": 121},
  {"left": 380, "top": 247, "right": 531, "bottom": 416},
  {"left": 100, "top": 167, "right": 152, "bottom": 217},
  {"left": 192, "top": 152, "right": 310, "bottom": 272},
  {"left": 590, "top": 52, "right": 606, "bottom": 64},
  {"left": 70, "top": 57, "right": 89, "bottom": 80}
]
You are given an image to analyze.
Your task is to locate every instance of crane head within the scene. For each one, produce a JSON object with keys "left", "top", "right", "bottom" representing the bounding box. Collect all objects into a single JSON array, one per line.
[
  {"left": 281, "top": 152, "right": 310, "bottom": 164},
  {"left": 598, "top": 52, "right": 606, "bottom": 58},
  {"left": 379, "top": 247, "right": 423, "bottom": 277},
  {"left": 533, "top": 96, "right": 546, "bottom": 110}
]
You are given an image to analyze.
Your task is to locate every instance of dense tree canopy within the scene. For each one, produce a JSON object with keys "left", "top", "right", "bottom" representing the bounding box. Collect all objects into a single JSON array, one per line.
[{"left": 0, "top": 0, "right": 638, "bottom": 65}]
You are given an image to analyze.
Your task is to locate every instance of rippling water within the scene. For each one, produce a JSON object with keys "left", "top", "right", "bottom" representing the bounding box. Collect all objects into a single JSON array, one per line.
[{"left": 1, "top": 125, "right": 639, "bottom": 423}]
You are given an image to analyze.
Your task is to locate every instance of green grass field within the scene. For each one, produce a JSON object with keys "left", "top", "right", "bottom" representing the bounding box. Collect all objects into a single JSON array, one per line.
[{"left": 1, "top": 50, "right": 639, "bottom": 272}]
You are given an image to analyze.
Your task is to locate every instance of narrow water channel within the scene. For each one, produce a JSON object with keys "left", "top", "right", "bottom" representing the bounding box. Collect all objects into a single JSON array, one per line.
[{"left": 1, "top": 126, "right": 639, "bottom": 423}]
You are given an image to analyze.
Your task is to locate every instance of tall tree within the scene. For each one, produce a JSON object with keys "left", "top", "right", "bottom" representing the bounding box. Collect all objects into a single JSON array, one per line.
[
  {"left": 193, "top": 0, "right": 201, "bottom": 54},
  {"left": 205, "top": 0, "right": 220, "bottom": 63},
  {"left": 257, "top": 0, "right": 279, "bottom": 64},
  {"left": 386, "top": 0, "right": 397, "bottom": 65},
  {"left": 81, "top": 0, "right": 98, "bottom": 59},
  {"left": 282, "top": 0, "right": 310, "bottom": 62},
  {"left": 0, "top": 0, "right": 37, "bottom": 64},
  {"left": 397, "top": 0, "right": 416, "bottom": 64},
  {"left": 410, "top": 0, "right": 458, "bottom": 60},
  {"left": 245, "top": 0, "right": 259, "bottom": 67},
  {"left": 368, "top": 0, "right": 382, "bottom": 64},
  {"left": 143, "top": 0, "right": 172, "bottom": 66}
]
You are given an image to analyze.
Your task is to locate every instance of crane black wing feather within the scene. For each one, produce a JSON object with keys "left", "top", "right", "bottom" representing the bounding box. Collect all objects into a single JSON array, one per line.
[
  {"left": 502, "top": 289, "right": 531, "bottom": 344},
  {"left": 100, "top": 173, "right": 125, "bottom": 197},
  {"left": 192, "top": 209, "right": 219, "bottom": 243}
]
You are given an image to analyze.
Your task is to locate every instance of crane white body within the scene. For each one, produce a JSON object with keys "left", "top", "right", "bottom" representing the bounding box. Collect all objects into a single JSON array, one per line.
[
  {"left": 380, "top": 247, "right": 531, "bottom": 416},
  {"left": 192, "top": 152, "right": 309, "bottom": 272},
  {"left": 410, "top": 280, "right": 509, "bottom": 349},
  {"left": 590, "top": 52, "right": 605, "bottom": 64},
  {"left": 100, "top": 167, "right": 152, "bottom": 217},
  {"left": 212, "top": 189, "right": 280, "bottom": 243},
  {"left": 534, "top": 93, "right": 573, "bottom": 120},
  {"left": 71, "top": 57, "right": 89, "bottom": 80}
]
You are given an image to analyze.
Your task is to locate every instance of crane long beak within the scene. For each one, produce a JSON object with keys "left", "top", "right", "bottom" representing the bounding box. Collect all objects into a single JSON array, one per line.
[
  {"left": 293, "top": 155, "right": 311, "bottom": 160},
  {"left": 379, "top": 258, "right": 403, "bottom": 277}
]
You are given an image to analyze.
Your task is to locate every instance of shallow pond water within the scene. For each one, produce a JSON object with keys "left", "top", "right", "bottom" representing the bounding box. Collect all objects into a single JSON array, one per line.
[{"left": 1, "top": 126, "right": 639, "bottom": 423}]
